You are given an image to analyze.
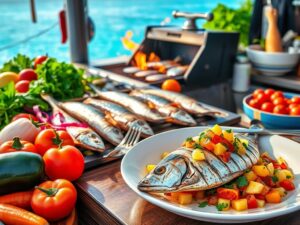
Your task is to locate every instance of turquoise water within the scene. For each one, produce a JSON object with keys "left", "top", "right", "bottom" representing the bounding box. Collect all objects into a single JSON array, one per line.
[{"left": 0, "top": 0, "right": 240, "bottom": 64}]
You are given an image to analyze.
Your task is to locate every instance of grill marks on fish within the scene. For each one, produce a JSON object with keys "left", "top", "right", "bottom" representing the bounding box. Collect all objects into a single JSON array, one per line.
[
  {"left": 60, "top": 102, "right": 124, "bottom": 146},
  {"left": 83, "top": 98, "right": 154, "bottom": 137}
]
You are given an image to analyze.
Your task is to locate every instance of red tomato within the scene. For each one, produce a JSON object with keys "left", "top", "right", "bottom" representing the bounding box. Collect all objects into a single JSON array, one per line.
[
  {"left": 264, "top": 89, "right": 275, "bottom": 98},
  {"left": 211, "top": 135, "right": 222, "bottom": 144},
  {"left": 255, "top": 194, "right": 265, "bottom": 200},
  {"left": 253, "top": 89, "right": 264, "bottom": 98},
  {"left": 272, "top": 97, "right": 286, "bottom": 106},
  {"left": 270, "top": 91, "right": 284, "bottom": 101},
  {"left": 15, "top": 80, "right": 30, "bottom": 93},
  {"left": 12, "top": 113, "right": 39, "bottom": 122},
  {"left": 43, "top": 145, "right": 84, "bottom": 181},
  {"left": 285, "top": 98, "right": 292, "bottom": 105},
  {"left": 279, "top": 180, "right": 295, "bottom": 191},
  {"left": 211, "top": 135, "right": 234, "bottom": 152},
  {"left": 260, "top": 102, "right": 274, "bottom": 113},
  {"left": 256, "top": 93, "right": 268, "bottom": 105},
  {"left": 291, "top": 96, "right": 300, "bottom": 104},
  {"left": 247, "top": 195, "right": 258, "bottom": 209},
  {"left": 248, "top": 99, "right": 260, "bottom": 109},
  {"left": 18, "top": 69, "right": 37, "bottom": 81},
  {"left": 34, "top": 129, "right": 75, "bottom": 156},
  {"left": 34, "top": 55, "right": 48, "bottom": 68},
  {"left": 31, "top": 179, "right": 77, "bottom": 221},
  {"left": 290, "top": 106, "right": 300, "bottom": 116},
  {"left": 207, "top": 196, "right": 218, "bottom": 205},
  {"left": 220, "top": 152, "right": 231, "bottom": 163},
  {"left": 273, "top": 105, "right": 288, "bottom": 114},
  {"left": 161, "top": 79, "right": 181, "bottom": 92},
  {"left": 217, "top": 188, "right": 239, "bottom": 200},
  {"left": 0, "top": 137, "right": 38, "bottom": 154}
]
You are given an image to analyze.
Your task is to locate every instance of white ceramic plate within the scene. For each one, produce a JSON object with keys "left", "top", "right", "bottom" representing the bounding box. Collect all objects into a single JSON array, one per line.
[{"left": 121, "top": 126, "right": 300, "bottom": 223}]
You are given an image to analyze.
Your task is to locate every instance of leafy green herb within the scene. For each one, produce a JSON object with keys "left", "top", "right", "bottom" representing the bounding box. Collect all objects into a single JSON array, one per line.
[
  {"left": 198, "top": 201, "right": 208, "bottom": 208},
  {"left": 186, "top": 137, "right": 193, "bottom": 142},
  {"left": 0, "top": 54, "right": 33, "bottom": 73},
  {"left": 286, "top": 175, "right": 292, "bottom": 179},
  {"left": 236, "top": 176, "right": 248, "bottom": 188},
  {"left": 194, "top": 143, "right": 202, "bottom": 149},
  {"left": 223, "top": 183, "right": 235, "bottom": 189},
  {"left": 242, "top": 142, "right": 248, "bottom": 149},
  {"left": 216, "top": 203, "right": 228, "bottom": 211},
  {"left": 272, "top": 176, "right": 279, "bottom": 183},
  {"left": 225, "top": 129, "right": 232, "bottom": 133}
]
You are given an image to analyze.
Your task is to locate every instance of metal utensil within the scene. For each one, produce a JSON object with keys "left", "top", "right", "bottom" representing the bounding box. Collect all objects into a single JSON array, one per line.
[{"left": 103, "top": 127, "right": 142, "bottom": 158}]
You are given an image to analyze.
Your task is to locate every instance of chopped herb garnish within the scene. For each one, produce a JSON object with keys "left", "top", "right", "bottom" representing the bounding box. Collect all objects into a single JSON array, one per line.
[
  {"left": 223, "top": 183, "right": 235, "bottom": 189},
  {"left": 205, "top": 188, "right": 217, "bottom": 196},
  {"left": 225, "top": 129, "right": 232, "bottom": 133},
  {"left": 194, "top": 143, "right": 202, "bottom": 149},
  {"left": 272, "top": 176, "right": 279, "bottom": 183},
  {"left": 216, "top": 203, "right": 228, "bottom": 211},
  {"left": 198, "top": 201, "right": 208, "bottom": 208},
  {"left": 242, "top": 143, "right": 248, "bottom": 149},
  {"left": 236, "top": 176, "right": 248, "bottom": 188},
  {"left": 286, "top": 175, "right": 292, "bottom": 179},
  {"left": 186, "top": 137, "right": 193, "bottom": 142}
]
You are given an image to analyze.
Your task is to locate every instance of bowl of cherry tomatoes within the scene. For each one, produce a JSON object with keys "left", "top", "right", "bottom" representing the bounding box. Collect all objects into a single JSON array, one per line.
[{"left": 243, "top": 88, "right": 300, "bottom": 128}]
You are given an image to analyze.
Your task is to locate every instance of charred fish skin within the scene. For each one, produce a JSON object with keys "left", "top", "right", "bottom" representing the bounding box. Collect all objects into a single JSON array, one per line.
[
  {"left": 60, "top": 102, "right": 124, "bottom": 146},
  {"left": 83, "top": 98, "right": 154, "bottom": 137},
  {"left": 139, "top": 89, "right": 225, "bottom": 117},
  {"left": 138, "top": 141, "right": 259, "bottom": 193},
  {"left": 41, "top": 94, "right": 105, "bottom": 152},
  {"left": 91, "top": 90, "right": 166, "bottom": 123},
  {"left": 130, "top": 91, "right": 197, "bottom": 126}
]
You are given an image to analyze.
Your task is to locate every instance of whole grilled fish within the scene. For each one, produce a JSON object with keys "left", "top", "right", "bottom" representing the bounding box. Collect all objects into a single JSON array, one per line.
[
  {"left": 83, "top": 98, "right": 154, "bottom": 137},
  {"left": 138, "top": 89, "right": 224, "bottom": 117},
  {"left": 41, "top": 95, "right": 105, "bottom": 152},
  {"left": 138, "top": 135, "right": 259, "bottom": 193},
  {"left": 130, "top": 91, "right": 197, "bottom": 126},
  {"left": 60, "top": 102, "right": 124, "bottom": 146},
  {"left": 90, "top": 89, "right": 165, "bottom": 123}
]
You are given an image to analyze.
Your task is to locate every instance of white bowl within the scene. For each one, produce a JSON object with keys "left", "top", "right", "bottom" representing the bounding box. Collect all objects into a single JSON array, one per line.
[
  {"left": 246, "top": 46, "right": 300, "bottom": 76},
  {"left": 121, "top": 126, "right": 300, "bottom": 223}
]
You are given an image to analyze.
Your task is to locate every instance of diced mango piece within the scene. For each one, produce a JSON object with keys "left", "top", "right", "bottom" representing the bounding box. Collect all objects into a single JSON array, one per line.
[
  {"left": 266, "top": 163, "right": 274, "bottom": 175},
  {"left": 277, "top": 156, "right": 287, "bottom": 166},
  {"left": 195, "top": 191, "right": 205, "bottom": 200},
  {"left": 272, "top": 187, "right": 287, "bottom": 197},
  {"left": 211, "top": 124, "right": 222, "bottom": 136},
  {"left": 256, "top": 199, "right": 265, "bottom": 208},
  {"left": 205, "top": 129, "right": 215, "bottom": 138},
  {"left": 214, "top": 143, "right": 227, "bottom": 156},
  {"left": 161, "top": 152, "right": 169, "bottom": 159},
  {"left": 146, "top": 164, "right": 156, "bottom": 173},
  {"left": 234, "top": 137, "right": 246, "bottom": 155},
  {"left": 231, "top": 199, "right": 248, "bottom": 211},
  {"left": 170, "top": 192, "right": 180, "bottom": 202},
  {"left": 275, "top": 169, "right": 294, "bottom": 182},
  {"left": 200, "top": 138, "right": 215, "bottom": 151},
  {"left": 244, "top": 170, "right": 258, "bottom": 182},
  {"left": 222, "top": 129, "right": 234, "bottom": 143},
  {"left": 265, "top": 190, "right": 281, "bottom": 203},
  {"left": 185, "top": 140, "right": 195, "bottom": 149},
  {"left": 252, "top": 165, "right": 270, "bottom": 177},
  {"left": 246, "top": 181, "right": 265, "bottom": 194},
  {"left": 178, "top": 193, "right": 193, "bottom": 205},
  {"left": 217, "top": 198, "right": 230, "bottom": 211},
  {"left": 192, "top": 149, "right": 206, "bottom": 161}
]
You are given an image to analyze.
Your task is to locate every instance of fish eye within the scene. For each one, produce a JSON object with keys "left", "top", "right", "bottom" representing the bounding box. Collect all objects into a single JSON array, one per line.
[{"left": 154, "top": 166, "right": 166, "bottom": 175}]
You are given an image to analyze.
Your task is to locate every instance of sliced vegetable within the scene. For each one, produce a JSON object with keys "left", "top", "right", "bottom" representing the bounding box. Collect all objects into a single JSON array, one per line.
[
  {"left": 0, "top": 190, "right": 33, "bottom": 209},
  {"left": 246, "top": 195, "right": 258, "bottom": 209},
  {"left": 217, "top": 188, "right": 239, "bottom": 200},
  {"left": 231, "top": 199, "right": 248, "bottom": 211}
]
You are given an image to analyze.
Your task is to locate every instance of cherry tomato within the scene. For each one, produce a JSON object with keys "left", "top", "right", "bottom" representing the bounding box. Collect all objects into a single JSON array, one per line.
[
  {"left": 270, "top": 91, "right": 284, "bottom": 101},
  {"left": 290, "top": 106, "right": 300, "bottom": 116},
  {"left": 279, "top": 180, "right": 295, "bottom": 191},
  {"left": 43, "top": 145, "right": 84, "bottom": 181},
  {"left": 285, "top": 98, "right": 292, "bottom": 105},
  {"left": 256, "top": 93, "right": 268, "bottom": 105},
  {"left": 264, "top": 88, "right": 275, "bottom": 98},
  {"left": 272, "top": 97, "right": 286, "bottom": 106},
  {"left": 161, "top": 79, "right": 181, "bottom": 92},
  {"left": 0, "top": 137, "right": 38, "bottom": 154},
  {"left": 217, "top": 188, "right": 239, "bottom": 200},
  {"left": 31, "top": 179, "right": 77, "bottom": 221},
  {"left": 253, "top": 89, "right": 264, "bottom": 98},
  {"left": 273, "top": 105, "right": 288, "bottom": 114},
  {"left": 12, "top": 113, "right": 39, "bottom": 122},
  {"left": 248, "top": 99, "right": 260, "bottom": 109},
  {"left": 288, "top": 103, "right": 299, "bottom": 110},
  {"left": 247, "top": 195, "right": 258, "bottom": 209},
  {"left": 18, "top": 69, "right": 37, "bottom": 81},
  {"left": 15, "top": 80, "right": 30, "bottom": 93},
  {"left": 34, "top": 129, "right": 75, "bottom": 156},
  {"left": 34, "top": 55, "right": 48, "bottom": 68},
  {"left": 260, "top": 102, "right": 274, "bottom": 113},
  {"left": 291, "top": 96, "right": 300, "bottom": 104}
]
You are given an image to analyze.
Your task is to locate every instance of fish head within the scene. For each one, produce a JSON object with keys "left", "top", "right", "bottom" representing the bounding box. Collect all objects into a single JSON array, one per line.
[
  {"left": 170, "top": 110, "right": 197, "bottom": 126},
  {"left": 128, "top": 120, "right": 154, "bottom": 137},
  {"left": 138, "top": 154, "right": 188, "bottom": 192}
]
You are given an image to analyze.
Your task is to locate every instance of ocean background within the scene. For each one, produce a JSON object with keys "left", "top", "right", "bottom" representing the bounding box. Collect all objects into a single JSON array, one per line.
[{"left": 0, "top": 0, "right": 240, "bottom": 64}]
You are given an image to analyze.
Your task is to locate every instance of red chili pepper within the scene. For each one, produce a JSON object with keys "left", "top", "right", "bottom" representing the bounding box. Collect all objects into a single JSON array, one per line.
[{"left": 59, "top": 10, "right": 67, "bottom": 44}]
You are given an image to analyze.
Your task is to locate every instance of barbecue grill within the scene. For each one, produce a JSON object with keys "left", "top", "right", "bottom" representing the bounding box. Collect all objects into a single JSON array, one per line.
[{"left": 97, "top": 11, "right": 239, "bottom": 87}]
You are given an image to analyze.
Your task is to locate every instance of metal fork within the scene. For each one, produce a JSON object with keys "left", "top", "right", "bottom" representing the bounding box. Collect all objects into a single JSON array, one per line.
[{"left": 103, "top": 127, "right": 142, "bottom": 158}]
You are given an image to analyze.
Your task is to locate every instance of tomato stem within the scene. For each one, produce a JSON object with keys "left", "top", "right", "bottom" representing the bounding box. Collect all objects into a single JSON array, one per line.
[
  {"left": 12, "top": 137, "right": 23, "bottom": 150},
  {"left": 35, "top": 186, "right": 59, "bottom": 197},
  {"left": 52, "top": 130, "right": 63, "bottom": 147}
]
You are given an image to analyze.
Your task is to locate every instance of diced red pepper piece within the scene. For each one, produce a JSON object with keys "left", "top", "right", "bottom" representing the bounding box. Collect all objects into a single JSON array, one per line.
[
  {"left": 217, "top": 188, "right": 239, "bottom": 200},
  {"left": 247, "top": 195, "right": 258, "bottom": 209},
  {"left": 279, "top": 180, "right": 295, "bottom": 191}
]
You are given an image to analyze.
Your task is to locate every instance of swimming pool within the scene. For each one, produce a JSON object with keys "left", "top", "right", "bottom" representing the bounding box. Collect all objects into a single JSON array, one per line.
[{"left": 0, "top": 0, "right": 240, "bottom": 64}]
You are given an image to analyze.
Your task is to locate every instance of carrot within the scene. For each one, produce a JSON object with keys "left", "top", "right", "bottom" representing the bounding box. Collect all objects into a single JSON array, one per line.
[
  {"left": 0, "top": 203, "right": 49, "bottom": 225},
  {"left": 0, "top": 190, "right": 33, "bottom": 209}
]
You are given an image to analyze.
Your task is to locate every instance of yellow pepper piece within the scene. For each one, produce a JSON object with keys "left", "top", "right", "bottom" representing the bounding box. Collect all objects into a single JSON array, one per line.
[
  {"left": 192, "top": 149, "right": 206, "bottom": 161},
  {"left": 211, "top": 124, "right": 222, "bottom": 136}
]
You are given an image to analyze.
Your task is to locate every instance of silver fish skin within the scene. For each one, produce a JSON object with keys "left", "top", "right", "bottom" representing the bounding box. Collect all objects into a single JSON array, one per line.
[
  {"left": 138, "top": 136, "right": 259, "bottom": 193},
  {"left": 138, "top": 89, "right": 225, "bottom": 117},
  {"left": 130, "top": 91, "right": 197, "bottom": 126},
  {"left": 60, "top": 102, "right": 124, "bottom": 146},
  {"left": 41, "top": 95, "right": 105, "bottom": 152},
  {"left": 92, "top": 91, "right": 165, "bottom": 123},
  {"left": 83, "top": 98, "right": 154, "bottom": 137}
]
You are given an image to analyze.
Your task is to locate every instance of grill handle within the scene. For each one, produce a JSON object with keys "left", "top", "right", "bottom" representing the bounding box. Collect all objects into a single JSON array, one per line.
[{"left": 172, "top": 10, "right": 213, "bottom": 30}]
